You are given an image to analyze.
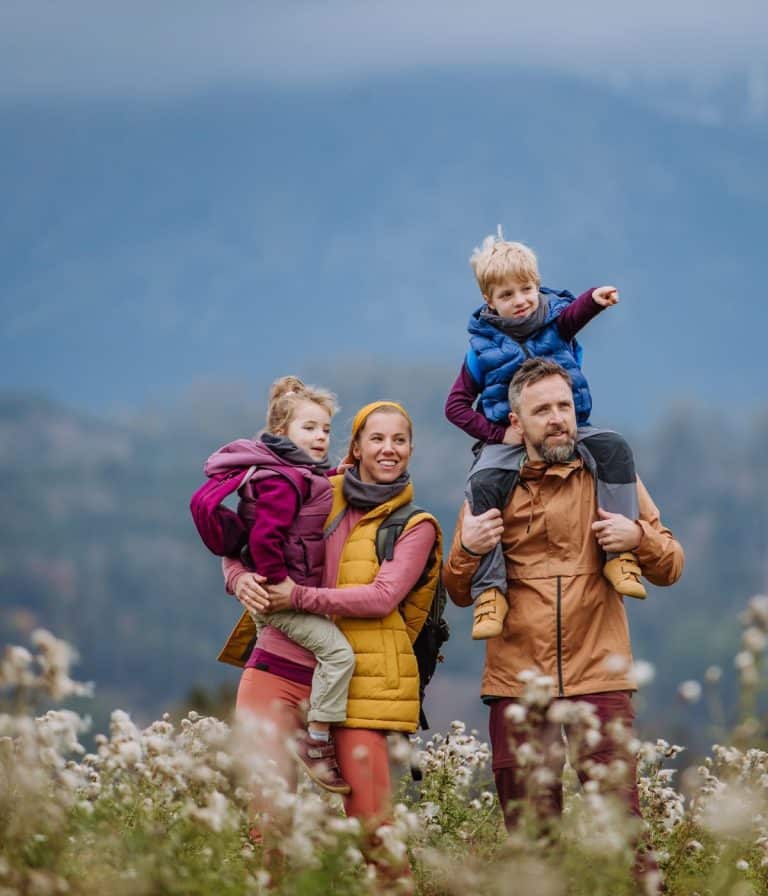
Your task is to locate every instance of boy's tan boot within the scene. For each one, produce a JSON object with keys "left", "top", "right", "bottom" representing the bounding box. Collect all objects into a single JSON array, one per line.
[
  {"left": 603, "top": 552, "right": 647, "bottom": 599},
  {"left": 471, "top": 587, "right": 509, "bottom": 640}
]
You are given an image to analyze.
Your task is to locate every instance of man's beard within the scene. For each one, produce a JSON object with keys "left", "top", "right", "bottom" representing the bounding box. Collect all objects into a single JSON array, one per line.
[{"left": 531, "top": 428, "right": 577, "bottom": 464}]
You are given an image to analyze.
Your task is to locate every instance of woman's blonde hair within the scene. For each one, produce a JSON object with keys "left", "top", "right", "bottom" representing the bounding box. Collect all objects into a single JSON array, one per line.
[
  {"left": 265, "top": 375, "right": 338, "bottom": 435},
  {"left": 469, "top": 232, "right": 541, "bottom": 297}
]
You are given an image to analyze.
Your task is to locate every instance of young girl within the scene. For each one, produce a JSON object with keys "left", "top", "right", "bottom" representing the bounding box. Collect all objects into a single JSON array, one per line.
[{"left": 204, "top": 376, "right": 354, "bottom": 794}]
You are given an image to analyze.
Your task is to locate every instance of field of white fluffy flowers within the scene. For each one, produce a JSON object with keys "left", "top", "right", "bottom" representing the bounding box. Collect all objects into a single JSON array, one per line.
[{"left": 3, "top": 596, "right": 768, "bottom": 895}]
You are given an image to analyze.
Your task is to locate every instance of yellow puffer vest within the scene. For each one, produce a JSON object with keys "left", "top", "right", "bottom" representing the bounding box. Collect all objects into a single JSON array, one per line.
[{"left": 325, "top": 476, "right": 442, "bottom": 733}]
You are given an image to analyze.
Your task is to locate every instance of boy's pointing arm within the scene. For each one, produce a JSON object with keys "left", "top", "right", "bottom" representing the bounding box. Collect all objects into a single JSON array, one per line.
[{"left": 557, "top": 287, "right": 612, "bottom": 342}]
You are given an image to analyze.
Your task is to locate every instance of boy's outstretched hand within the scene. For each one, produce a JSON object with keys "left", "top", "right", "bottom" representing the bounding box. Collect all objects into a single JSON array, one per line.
[{"left": 593, "top": 286, "right": 620, "bottom": 307}]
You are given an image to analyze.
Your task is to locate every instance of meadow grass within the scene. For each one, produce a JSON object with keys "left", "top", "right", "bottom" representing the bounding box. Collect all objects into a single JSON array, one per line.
[{"left": 3, "top": 595, "right": 768, "bottom": 894}]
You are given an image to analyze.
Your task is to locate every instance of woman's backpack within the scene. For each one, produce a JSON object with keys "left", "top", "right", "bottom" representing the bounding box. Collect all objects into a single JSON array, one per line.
[{"left": 375, "top": 503, "right": 450, "bottom": 731}]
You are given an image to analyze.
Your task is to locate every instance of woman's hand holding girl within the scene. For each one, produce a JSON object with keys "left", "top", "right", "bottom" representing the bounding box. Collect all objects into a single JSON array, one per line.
[
  {"left": 234, "top": 572, "right": 270, "bottom": 614},
  {"left": 265, "top": 577, "right": 297, "bottom": 612}
]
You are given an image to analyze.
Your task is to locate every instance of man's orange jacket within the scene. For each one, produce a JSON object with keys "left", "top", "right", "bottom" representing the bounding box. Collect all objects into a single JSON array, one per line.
[{"left": 443, "top": 457, "right": 684, "bottom": 699}]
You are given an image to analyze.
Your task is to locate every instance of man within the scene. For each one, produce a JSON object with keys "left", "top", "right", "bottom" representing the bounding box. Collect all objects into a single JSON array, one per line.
[{"left": 443, "top": 357, "right": 684, "bottom": 842}]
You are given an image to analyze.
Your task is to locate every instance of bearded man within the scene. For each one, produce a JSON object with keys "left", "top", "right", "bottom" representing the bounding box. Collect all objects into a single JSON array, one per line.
[{"left": 443, "top": 357, "right": 684, "bottom": 866}]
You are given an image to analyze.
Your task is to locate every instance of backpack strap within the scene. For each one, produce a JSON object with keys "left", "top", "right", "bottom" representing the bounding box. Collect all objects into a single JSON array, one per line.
[
  {"left": 375, "top": 503, "right": 441, "bottom": 633},
  {"left": 375, "top": 502, "right": 422, "bottom": 564}
]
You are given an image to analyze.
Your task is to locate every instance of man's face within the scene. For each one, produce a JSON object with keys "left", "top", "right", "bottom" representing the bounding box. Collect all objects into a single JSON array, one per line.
[{"left": 509, "top": 375, "right": 577, "bottom": 463}]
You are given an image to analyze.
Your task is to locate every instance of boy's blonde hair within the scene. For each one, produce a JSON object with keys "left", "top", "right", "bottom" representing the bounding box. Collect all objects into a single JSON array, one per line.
[
  {"left": 469, "top": 232, "right": 541, "bottom": 297},
  {"left": 265, "top": 375, "right": 338, "bottom": 435}
]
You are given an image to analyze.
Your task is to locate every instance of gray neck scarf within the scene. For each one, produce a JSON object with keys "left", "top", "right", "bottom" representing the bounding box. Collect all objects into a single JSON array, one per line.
[
  {"left": 342, "top": 465, "right": 410, "bottom": 510},
  {"left": 480, "top": 293, "right": 550, "bottom": 342},
  {"left": 260, "top": 432, "right": 330, "bottom": 472}
]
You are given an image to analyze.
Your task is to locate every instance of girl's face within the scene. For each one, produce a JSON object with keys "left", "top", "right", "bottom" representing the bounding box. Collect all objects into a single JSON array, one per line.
[
  {"left": 283, "top": 400, "right": 331, "bottom": 462},
  {"left": 352, "top": 410, "right": 412, "bottom": 484}
]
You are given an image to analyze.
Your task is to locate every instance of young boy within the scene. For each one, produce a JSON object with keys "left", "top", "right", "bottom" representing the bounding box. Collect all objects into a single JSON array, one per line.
[{"left": 445, "top": 234, "right": 645, "bottom": 640}]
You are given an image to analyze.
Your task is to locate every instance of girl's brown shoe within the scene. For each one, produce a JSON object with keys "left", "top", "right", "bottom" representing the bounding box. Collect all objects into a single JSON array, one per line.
[{"left": 293, "top": 734, "right": 351, "bottom": 794}]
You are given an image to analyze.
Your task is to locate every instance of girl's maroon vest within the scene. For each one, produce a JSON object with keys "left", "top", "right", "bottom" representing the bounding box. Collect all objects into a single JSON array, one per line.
[{"left": 237, "top": 447, "right": 331, "bottom": 587}]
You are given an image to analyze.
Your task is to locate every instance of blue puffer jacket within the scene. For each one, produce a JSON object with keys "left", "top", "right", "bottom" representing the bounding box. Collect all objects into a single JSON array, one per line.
[{"left": 466, "top": 288, "right": 592, "bottom": 425}]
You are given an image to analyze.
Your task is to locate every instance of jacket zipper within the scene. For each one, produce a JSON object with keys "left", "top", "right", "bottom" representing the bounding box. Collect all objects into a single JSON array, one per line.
[{"left": 556, "top": 575, "right": 564, "bottom": 696}]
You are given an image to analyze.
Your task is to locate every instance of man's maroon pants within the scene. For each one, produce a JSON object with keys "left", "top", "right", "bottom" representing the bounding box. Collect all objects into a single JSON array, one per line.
[{"left": 488, "top": 690, "right": 641, "bottom": 831}]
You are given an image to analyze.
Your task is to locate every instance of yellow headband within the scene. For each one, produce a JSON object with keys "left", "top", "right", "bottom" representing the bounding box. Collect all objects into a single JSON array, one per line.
[{"left": 344, "top": 400, "right": 413, "bottom": 464}]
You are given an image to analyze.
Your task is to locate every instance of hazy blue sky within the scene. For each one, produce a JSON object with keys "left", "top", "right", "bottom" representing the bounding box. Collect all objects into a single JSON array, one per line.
[
  {"left": 2, "top": 2, "right": 766, "bottom": 117},
  {"left": 1, "top": 4, "right": 766, "bottom": 419}
]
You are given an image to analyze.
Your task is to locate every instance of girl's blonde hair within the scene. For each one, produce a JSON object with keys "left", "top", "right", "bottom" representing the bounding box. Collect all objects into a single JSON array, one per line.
[
  {"left": 469, "top": 231, "right": 541, "bottom": 297},
  {"left": 265, "top": 375, "right": 338, "bottom": 435}
]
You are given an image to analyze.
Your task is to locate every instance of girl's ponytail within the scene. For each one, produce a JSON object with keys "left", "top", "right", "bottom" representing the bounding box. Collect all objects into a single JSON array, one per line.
[{"left": 265, "top": 376, "right": 338, "bottom": 435}]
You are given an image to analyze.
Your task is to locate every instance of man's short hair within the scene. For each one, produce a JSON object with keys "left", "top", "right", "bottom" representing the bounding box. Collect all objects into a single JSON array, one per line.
[{"left": 508, "top": 358, "right": 573, "bottom": 413}]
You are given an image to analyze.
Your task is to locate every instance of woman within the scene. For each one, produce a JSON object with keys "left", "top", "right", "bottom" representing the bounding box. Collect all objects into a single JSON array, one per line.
[{"left": 220, "top": 400, "right": 442, "bottom": 826}]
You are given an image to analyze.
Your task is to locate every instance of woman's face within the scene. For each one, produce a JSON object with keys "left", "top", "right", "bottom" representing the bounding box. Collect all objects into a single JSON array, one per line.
[
  {"left": 283, "top": 400, "right": 331, "bottom": 461},
  {"left": 352, "top": 410, "right": 412, "bottom": 484}
]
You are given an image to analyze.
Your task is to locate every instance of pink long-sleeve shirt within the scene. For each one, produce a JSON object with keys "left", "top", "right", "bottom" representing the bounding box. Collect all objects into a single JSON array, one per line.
[{"left": 223, "top": 507, "right": 436, "bottom": 669}]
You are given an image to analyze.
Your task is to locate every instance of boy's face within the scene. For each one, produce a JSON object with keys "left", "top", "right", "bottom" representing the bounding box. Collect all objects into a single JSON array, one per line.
[{"left": 485, "top": 275, "right": 540, "bottom": 320}]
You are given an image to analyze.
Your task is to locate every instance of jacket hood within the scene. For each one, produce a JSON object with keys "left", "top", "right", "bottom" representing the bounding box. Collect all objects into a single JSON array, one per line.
[{"left": 204, "top": 438, "right": 281, "bottom": 477}]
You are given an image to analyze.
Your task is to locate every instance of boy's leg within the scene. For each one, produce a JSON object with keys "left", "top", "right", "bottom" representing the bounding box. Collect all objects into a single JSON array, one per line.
[
  {"left": 266, "top": 611, "right": 354, "bottom": 793},
  {"left": 465, "top": 443, "right": 524, "bottom": 639},
  {"left": 577, "top": 428, "right": 645, "bottom": 599}
]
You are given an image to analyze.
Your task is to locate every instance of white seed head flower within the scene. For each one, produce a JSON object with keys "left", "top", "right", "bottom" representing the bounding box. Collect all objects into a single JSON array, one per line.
[
  {"left": 504, "top": 704, "right": 527, "bottom": 724},
  {"left": 704, "top": 665, "right": 722, "bottom": 684},
  {"left": 345, "top": 845, "right": 364, "bottom": 866},
  {"left": 699, "top": 785, "right": 762, "bottom": 838},
  {"left": 630, "top": 660, "right": 655, "bottom": 688},
  {"left": 0, "top": 645, "right": 35, "bottom": 688},
  {"left": 604, "top": 653, "right": 630, "bottom": 674},
  {"left": 516, "top": 669, "right": 537, "bottom": 684},
  {"left": 117, "top": 741, "right": 142, "bottom": 767},
  {"left": 583, "top": 728, "right": 603, "bottom": 749},
  {"left": 735, "top": 651, "right": 756, "bottom": 670},
  {"left": 743, "top": 627, "right": 767, "bottom": 653},
  {"left": 387, "top": 735, "right": 414, "bottom": 765},
  {"left": 678, "top": 680, "right": 703, "bottom": 703},
  {"left": 747, "top": 594, "right": 768, "bottom": 625}
]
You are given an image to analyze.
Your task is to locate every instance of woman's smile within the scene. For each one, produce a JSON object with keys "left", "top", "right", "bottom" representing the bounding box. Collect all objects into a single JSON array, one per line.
[{"left": 353, "top": 410, "right": 412, "bottom": 484}]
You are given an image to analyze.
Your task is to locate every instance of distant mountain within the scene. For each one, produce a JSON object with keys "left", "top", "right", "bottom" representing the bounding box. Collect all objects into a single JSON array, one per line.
[
  {"left": 1, "top": 69, "right": 765, "bottom": 423},
  {"left": 2, "top": 375, "right": 766, "bottom": 749}
]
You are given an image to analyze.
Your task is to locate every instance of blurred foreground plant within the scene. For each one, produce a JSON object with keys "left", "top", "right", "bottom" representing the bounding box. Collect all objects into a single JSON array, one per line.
[{"left": 3, "top": 599, "right": 768, "bottom": 894}]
